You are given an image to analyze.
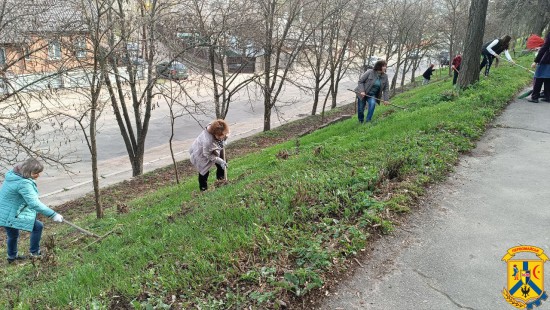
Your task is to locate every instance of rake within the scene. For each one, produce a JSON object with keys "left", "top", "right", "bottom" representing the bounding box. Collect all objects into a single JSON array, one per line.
[
  {"left": 63, "top": 219, "right": 115, "bottom": 247},
  {"left": 222, "top": 145, "right": 228, "bottom": 181},
  {"left": 347, "top": 89, "right": 407, "bottom": 110},
  {"left": 502, "top": 58, "right": 536, "bottom": 75}
]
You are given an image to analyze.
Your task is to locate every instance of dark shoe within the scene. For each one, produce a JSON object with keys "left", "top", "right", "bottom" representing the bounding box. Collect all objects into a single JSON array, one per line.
[
  {"left": 7, "top": 254, "right": 27, "bottom": 264},
  {"left": 542, "top": 98, "right": 549, "bottom": 102},
  {"left": 528, "top": 98, "right": 539, "bottom": 103},
  {"left": 29, "top": 251, "right": 43, "bottom": 259}
]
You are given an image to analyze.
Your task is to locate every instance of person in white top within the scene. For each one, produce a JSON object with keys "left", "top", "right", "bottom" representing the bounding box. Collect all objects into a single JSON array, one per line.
[{"left": 480, "top": 35, "right": 514, "bottom": 77}]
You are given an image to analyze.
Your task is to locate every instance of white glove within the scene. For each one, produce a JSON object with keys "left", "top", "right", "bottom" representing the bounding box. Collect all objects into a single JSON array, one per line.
[
  {"left": 52, "top": 214, "right": 64, "bottom": 222},
  {"left": 214, "top": 157, "right": 228, "bottom": 170}
]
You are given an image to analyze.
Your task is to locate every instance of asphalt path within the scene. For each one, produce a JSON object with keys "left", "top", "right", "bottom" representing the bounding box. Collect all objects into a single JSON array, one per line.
[{"left": 319, "top": 90, "right": 550, "bottom": 309}]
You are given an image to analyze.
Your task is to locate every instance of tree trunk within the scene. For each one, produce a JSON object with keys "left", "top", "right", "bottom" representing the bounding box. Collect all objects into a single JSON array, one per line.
[
  {"left": 169, "top": 108, "right": 179, "bottom": 184},
  {"left": 90, "top": 118, "right": 103, "bottom": 219},
  {"left": 311, "top": 87, "right": 320, "bottom": 115},
  {"left": 531, "top": 0, "right": 549, "bottom": 35},
  {"left": 457, "top": 0, "right": 489, "bottom": 89},
  {"left": 263, "top": 102, "right": 272, "bottom": 131},
  {"left": 91, "top": 68, "right": 103, "bottom": 219}
]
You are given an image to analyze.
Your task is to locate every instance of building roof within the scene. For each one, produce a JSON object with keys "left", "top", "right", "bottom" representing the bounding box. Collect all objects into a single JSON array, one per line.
[{"left": 0, "top": 0, "right": 88, "bottom": 45}]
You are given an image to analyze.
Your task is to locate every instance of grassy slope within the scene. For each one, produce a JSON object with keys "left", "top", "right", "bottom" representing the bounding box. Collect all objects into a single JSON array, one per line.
[{"left": 1, "top": 60, "right": 534, "bottom": 309}]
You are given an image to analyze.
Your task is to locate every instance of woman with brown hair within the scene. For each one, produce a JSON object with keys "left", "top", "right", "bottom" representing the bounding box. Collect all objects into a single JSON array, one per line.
[
  {"left": 189, "top": 119, "right": 230, "bottom": 191},
  {"left": 354, "top": 60, "right": 390, "bottom": 123},
  {"left": 480, "top": 35, "right": 515, "bottom": 77}
]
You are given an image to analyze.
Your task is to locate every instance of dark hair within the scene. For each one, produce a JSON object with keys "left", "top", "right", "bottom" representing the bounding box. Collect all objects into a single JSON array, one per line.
[
  {"left": 207, "top": 119, "right": 230, "bottom": 137},
  {"left": 501, "top": 35, "right": 512, "bottom": 49},
  {"left": 14, "top": 158, "right": 44, "bottom": 179},
  {"left": 373, "top": 60, "right": 387, "bottom": 72}
]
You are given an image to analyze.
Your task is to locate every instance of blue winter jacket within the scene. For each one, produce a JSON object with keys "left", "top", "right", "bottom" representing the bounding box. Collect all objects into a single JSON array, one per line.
[{"left": 0, "top": 170, "right": 57, "bottom": 231}]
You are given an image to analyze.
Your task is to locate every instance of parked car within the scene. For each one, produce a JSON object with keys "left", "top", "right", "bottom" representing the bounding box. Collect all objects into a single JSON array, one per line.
[{"left": 156, "top": 61, "right": 189, "bottom": 80}]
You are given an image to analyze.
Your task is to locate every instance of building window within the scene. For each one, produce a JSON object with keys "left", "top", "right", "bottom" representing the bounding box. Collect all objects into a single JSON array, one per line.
[
  {"left": 48, "top": 40, "right": 61, "bottom": 60},
  {"left": 0, "top": 48, "right": 6, "bottom": 65},
  {"left": 75, "top": 37, "right": 87, "bottom": 58}
]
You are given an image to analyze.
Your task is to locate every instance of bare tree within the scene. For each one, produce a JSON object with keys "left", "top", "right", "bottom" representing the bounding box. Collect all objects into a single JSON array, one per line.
[
  {"left": 179, "top": 0, "right": 262, "bottom": 120},
  {"left": 259, "top": 0, "right": 335, "bottom": 131},
  {"left": 53, "top": 0, "right": 114, "bottom": 218},
  {"left": 299, "top": 0, "right": 358, "bottom": 115},
  {"left": 102, "top": 0, "right": 174, "bottom": 177},
  {"left": 325, "top": 0, "right": 360, "bottom": 111},
  {"left": 381, "top": 0, "right": 423, "bottom": 93},
  {"left": 157, "top": 83, "right": 202, "bottom": 185},
  {"left": 457, "top": 0, "right": 489, "bottom": 88},
  {"left": 490, "top": 0, "right": 549, "bottom": 37},
  {"left": 0, "top": 0, "right": 83, "bottom": 175},
  {"left": 438, "top": 0, "right": 469, "bottom": 75}
]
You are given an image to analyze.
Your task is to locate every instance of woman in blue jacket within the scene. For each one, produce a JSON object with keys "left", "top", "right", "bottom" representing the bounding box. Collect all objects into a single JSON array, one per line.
[{"left": 0, "top": 158, "right": 63, "bottom": 263}]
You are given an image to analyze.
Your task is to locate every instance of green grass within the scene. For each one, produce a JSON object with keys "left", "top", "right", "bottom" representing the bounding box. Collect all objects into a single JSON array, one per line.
[{"left": 0, "top": 58, "right": 534, "bottom": 309}]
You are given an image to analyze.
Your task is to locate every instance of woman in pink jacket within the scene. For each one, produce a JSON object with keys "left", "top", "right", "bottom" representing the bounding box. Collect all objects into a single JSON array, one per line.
[{"left": 189, "top": 119, "right": 230, "bottom": 191}]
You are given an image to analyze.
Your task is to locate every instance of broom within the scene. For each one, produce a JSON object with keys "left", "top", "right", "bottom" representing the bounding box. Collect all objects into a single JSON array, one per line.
[{"left": 518, "top": 89, "right": 533, "bottom": 99}]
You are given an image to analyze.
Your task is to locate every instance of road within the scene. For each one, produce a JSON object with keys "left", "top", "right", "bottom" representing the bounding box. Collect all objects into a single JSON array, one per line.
[{"left": 1, "top": 60, "right": 431, "bottom": 206}]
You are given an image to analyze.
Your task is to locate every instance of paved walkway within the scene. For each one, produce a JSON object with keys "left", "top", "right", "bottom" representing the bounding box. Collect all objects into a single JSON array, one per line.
[{"left": 320, "top": 90, "right": 550, "bottom": 309}]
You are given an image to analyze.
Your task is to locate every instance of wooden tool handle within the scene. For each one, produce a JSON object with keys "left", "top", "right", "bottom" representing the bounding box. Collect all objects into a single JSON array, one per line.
[{"left": 63, "top": 219, "right": 101, "bottom": 238}]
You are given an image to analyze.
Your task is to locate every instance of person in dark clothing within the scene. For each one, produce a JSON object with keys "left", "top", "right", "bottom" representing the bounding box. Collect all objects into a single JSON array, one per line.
[
  {"left": 451, "top": 54, "right": 462, "bottom": 85},
  {"left": 480, "top": 35, "right": 514, "bottom": 76},
  {"left": 422, "top": 64, "right": 435, "bottom": 85},
  {"left": 354, "top": 60, "right": 390, "bottom": 123},
  {"left": 528, "top": 31, "right": 550, "bottom": 103}
]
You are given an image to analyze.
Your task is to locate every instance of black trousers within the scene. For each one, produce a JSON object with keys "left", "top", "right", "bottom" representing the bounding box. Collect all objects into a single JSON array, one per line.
[
  {"left": 452, "top": 68, "right": 459, "bottom": 85},
  {"left": 532, "top": 78, "right": 549, "bottom": 100},
  {"left": 480, "top": 52, "right": 495, "bottom": 76},
  {"left": 198, "top": 150, "right": 226, "bottom": 191}
]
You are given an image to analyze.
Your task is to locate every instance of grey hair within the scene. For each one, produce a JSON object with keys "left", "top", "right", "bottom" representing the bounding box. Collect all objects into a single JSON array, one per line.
[{"left": 14, "top": 158, "right": 44, "bottom": 179}]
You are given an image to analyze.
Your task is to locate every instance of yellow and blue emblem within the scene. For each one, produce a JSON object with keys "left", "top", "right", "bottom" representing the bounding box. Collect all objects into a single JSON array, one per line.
[{"left": 502, "top": 245, "right": 548, "bottom": 309}]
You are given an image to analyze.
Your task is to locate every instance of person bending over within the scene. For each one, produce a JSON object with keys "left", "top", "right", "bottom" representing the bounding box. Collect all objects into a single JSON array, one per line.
[
  {"left": 480, "top": 35, "right": 514, "bottom": 77},
  {"left": 0, "top": 158, "right": 64, "bottom": 264},
  {"left": 189, "top": 119, "right": 230, "bottom": 191}
]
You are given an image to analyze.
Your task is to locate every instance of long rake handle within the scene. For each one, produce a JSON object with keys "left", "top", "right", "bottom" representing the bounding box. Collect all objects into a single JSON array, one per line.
[
  {"left": 63, "top": 219, "right": 101, "bottom": 238},
  {"left": 502, "top": 58, "right": 536, "bottom": 74},
  {"left": 347, "top": 89, "right": 407, "bottom": 110},
  {"left": 222, "top": 146, "right": 227, "bottom": 181}
]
